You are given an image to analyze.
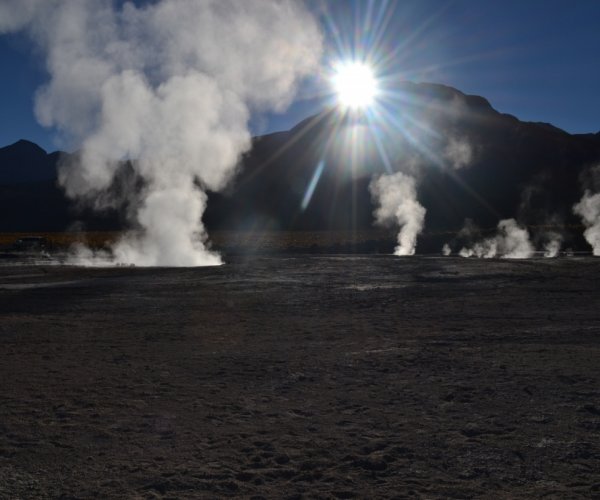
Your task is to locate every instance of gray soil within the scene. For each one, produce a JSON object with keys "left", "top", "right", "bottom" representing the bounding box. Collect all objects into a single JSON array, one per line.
[{"left": 0, "top": 255, "right": 599, "bottom": 498}]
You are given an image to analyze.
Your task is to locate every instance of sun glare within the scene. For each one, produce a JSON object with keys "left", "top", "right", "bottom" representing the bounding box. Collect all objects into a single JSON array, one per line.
[{"left": 332, "top": 61, "right": 378, "bottom": 110}]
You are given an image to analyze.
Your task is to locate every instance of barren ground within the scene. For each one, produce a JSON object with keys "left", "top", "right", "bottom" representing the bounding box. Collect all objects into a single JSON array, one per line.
[{"left": 0, "top": 255, "right": 599, "bottom": 498}]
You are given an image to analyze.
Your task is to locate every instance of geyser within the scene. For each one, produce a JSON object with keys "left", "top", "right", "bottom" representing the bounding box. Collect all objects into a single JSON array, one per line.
[
  {"left": 573, "top": 190, "right": 600, "bottom": 256},
  {"left": 369, "top": 171, "right": 426, "bottom": 256},
  {"left": 0, "top": 0, "right": 322, "bottom": 266},
  {"left": 457, "top": 218, "right": 534, "bottom": 259}
]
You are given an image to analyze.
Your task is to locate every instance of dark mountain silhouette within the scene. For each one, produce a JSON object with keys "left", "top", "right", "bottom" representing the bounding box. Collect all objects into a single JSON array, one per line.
[
  {"left": 205, "top": 82, "right": 600, "bottom": 247},
  {"left": 2, "top": 82, "right": 600, "bottom": 250},
  {"left": 0, "top": 143, "right": 123, "bottom": 232},
  {"left": 0, "top": 139, "right": 60, "bottom": 184}
]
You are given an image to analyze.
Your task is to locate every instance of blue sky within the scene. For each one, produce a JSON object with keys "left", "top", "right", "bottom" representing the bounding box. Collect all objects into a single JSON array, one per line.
[{"left": 1, "top": 0, "right": 599, "bottom": 152}]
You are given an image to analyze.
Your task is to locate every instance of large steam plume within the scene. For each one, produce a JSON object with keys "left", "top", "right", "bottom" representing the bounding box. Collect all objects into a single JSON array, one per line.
[
  {"left": 0, "top": 0, "right": 322, "bottom": 266},
  {"left": 369, "top": 172, "right": 426, "bottom": 256}
]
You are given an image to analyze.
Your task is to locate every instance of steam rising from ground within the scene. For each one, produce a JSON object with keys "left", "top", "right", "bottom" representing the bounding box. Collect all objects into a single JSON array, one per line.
[
  {"left": 457, "top": 219, "right": 534, "bottom": 259},
  {"left": 573, "top": 190, "right": 600, "bottom": 255},
  {"left": 542, "top": 231, "right": 563, "bottom": 258},
  {"left": 369, "top": 172, "right": 426, "bottom": 256},
  {"left": 0, "top": 0, "right": 322, "bottom": 266}
]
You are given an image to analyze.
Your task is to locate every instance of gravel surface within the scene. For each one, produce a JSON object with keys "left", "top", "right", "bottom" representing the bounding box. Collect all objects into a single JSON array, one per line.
[{"left": 1, "top": 255, "right": 599, "bottom": 498}]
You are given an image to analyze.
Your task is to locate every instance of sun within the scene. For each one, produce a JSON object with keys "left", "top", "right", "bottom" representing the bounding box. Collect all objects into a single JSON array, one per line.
[{"left": 332, "top": 61, "right": 378, "bottom": 110}]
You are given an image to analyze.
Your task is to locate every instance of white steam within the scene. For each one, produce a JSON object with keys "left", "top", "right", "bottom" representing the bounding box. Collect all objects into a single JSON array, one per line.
[
  {"left": 0, "top": 0, "right": 42, "bottom": 32},
  {"left": 542, "top": 231, "right": 563, "bottom": 258},
  {"left": 459, "top": 218, "right": 534, "bottom": 259},
  {"left": 573, "top": 190, "right": 600, "bottom": 256},
  {"left": 442, "top": 243, "right": 451, "bottom": 256},
  {"left": 369, "top": 172, "right": 426, "bottom": 256},
  {"left": 443, "top": 136, "right": 473, "bottom": 170},
  {"left": 1, "top": 0, "right": 322, "bottom": 266},
  {"left": 543, "top": 239, "right": 561, "bottom": 258}
]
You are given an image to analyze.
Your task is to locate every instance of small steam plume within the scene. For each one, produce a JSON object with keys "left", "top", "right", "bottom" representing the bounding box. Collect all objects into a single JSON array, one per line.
[
  {"left": 443, "top": 136, "right": 473, "bottom": 170},
  {"left": 437, "top": 95, "right": 475, "bottom": 170},
  {"left": 458, "top": 218, "right": 534, "bottom": 259},
  {"left": 542, "top": 231, "right": 563, "bottom": 258},
  {"left": 443, "top": 218, "right": 479, "bottom": 257},
  {"left": 573, "top": 190, "right": 600, "bottom": 255},
  {"left": 369, "top": 172, "right": 426, "bottom": 256},
  {"left": 516, "top": 178, "right": 564, "bottom": 258},
  {"left": 1, "top": 0, "right": 322, "bottom": 266}
]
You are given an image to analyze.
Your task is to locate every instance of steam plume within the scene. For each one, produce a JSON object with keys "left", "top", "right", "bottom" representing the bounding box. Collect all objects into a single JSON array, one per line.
[
  {"left": 369, "top": 172, "right": 426, "bottom": 256},
  {"left": 1, "top": 0, "right": 322, "bottom": 266},
  {"left": 573, "top": 190, "right": 600, "bottom": 255},
  {"left": 542, "top": 231, "right": 563, "bottom": 258},
  {"left": 459, "top": 218, "right": 534, "bottom": 259},
  {"left": 443, "top": 136, "right": 473, "bottom": 170}
]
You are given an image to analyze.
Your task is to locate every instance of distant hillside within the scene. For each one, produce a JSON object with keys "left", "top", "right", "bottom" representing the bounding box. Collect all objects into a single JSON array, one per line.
[
  {"left": 2, "top": 82, "right": 600, "bottom": 249},
  {"left": 205, "top": 82, "right": 600, "bottom": 243},
  {"left": 0, "top": 139, "right": 60, "bottom": 184}
]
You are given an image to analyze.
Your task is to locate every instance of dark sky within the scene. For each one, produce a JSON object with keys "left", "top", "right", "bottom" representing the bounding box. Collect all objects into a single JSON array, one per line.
[{"left": 1, "top": 0, "right": 599, "bottom": 152}]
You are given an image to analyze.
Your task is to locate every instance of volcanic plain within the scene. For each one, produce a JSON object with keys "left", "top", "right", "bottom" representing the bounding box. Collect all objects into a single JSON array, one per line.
[{"left": 1, "top": 255, "right": 599, "bottom": 498}]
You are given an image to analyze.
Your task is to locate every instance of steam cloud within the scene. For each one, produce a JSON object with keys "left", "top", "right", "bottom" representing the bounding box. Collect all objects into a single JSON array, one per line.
[
  {"left": 573, "top": 190, "right": 600, "bottom": 255},
  {"left": 458, "top": 218, "right": 534, "bottom": 259},
  {"left": 542, "top": 231, "right": 563, "bottom": 258},
  {"left": 1, "top": 0, "right": 322, "bottom": 266},
  {"left": 369, "top": 172, "right": 426, "bottom": 256},
  {"left": 443, "top": 136, "right": 473, "bottom": 170}
]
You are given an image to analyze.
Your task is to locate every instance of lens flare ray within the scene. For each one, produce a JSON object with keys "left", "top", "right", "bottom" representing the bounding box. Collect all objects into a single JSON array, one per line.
[{"left": 301, "top": 159, "right": 326, "bottom": 211}]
